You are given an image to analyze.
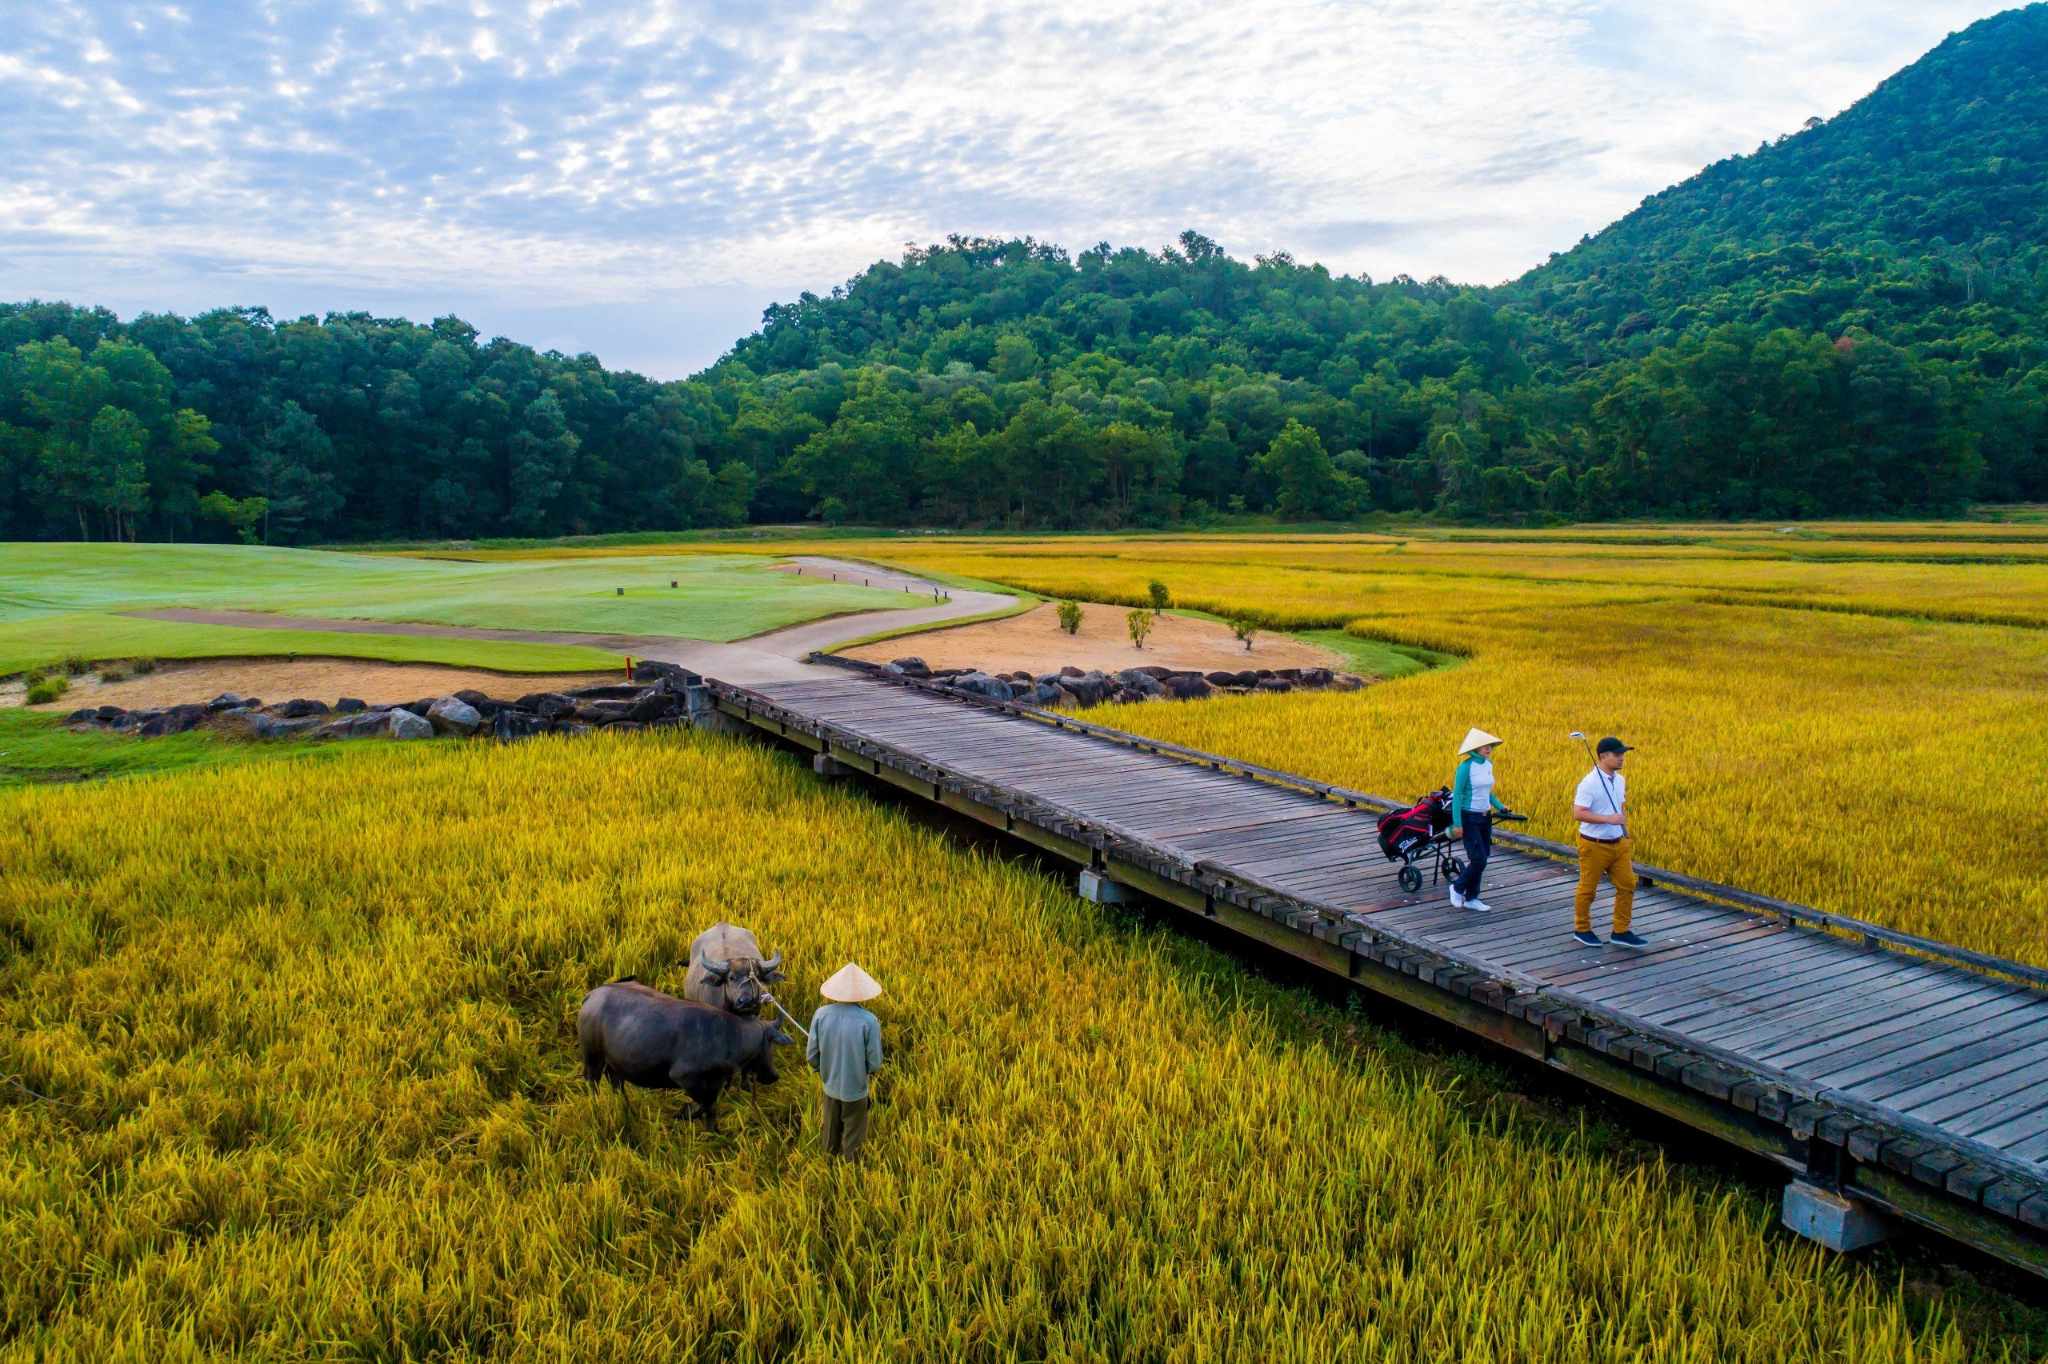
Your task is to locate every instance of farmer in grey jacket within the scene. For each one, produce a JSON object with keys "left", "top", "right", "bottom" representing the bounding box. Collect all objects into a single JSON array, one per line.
[{"left": 808, "top": 962, "right": 885, "bottom": 1159}]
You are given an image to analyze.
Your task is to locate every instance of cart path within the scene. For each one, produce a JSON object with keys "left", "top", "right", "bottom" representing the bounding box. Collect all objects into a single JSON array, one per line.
[{"left": 124, "top": 557, "right": 1015, "bottom": 683}]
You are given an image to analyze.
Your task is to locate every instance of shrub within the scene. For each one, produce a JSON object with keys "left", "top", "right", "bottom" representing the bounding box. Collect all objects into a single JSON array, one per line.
[
  {"left": 62, "top": 655, "right": 90, "bottom": 677},
  {"left": 1147, "top": 580, "right": 1172, "bottom": 610},
  {"left": 132, "top": 657, "right": 159, "bottom": 675},
  {"left": 27, "top": 679, "right": 66, "bottom": 705},
  {"left": 1126, "top": 608, "right": 1155, "bottom": 650},
  {"left": 98, "top": 668, "right": 128, "bottom": 684},
  {"left": 1056, "top": 600, "right": 1083, "bottom": 635},
  {"left": 1231, "top": 618, "right": 1258, "bottom": 651},
  {"left": 24, "top": 669, "right": 47, "bottom": 687}
]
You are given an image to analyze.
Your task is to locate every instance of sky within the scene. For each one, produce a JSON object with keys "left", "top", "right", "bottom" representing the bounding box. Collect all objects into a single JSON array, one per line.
[{"left": 0, "top": 0, "right": 2018, "bottom": 379}]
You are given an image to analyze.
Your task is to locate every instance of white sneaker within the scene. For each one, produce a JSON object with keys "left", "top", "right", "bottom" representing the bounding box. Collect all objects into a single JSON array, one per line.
[
  {"left": 1465, "top": 897, "right": 1494, "bottom": 913},
  {"left": 1448, "top": 886, "right": 1467, "bottom": 909}
]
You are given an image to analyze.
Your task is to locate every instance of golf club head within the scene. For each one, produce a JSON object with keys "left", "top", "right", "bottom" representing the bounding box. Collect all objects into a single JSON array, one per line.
[{"left": 1569, "top": 731, "right": 1586, "bottom": 740}]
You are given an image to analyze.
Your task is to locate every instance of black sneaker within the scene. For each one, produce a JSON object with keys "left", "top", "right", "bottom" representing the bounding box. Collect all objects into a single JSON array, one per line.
[
  {"left": 1571, "top": 930, "right": 1605, "bottom": 947},
  {"left": 1609, "top": 930, "right": 1650, "bottom": 950}
]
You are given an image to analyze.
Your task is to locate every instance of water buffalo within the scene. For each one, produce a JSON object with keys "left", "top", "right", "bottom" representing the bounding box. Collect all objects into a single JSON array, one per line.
[
  {"left": 578, "top": 978, "right": 792, "bottom": 1128},
  {"left": 683, "top": 921, "right": 785, "bottom": 1016}
]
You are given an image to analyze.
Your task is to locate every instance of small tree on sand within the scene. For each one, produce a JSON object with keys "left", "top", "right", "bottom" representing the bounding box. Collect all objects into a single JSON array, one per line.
[
  {"left": 1231, "top": 617, "right": 1258, "bottom": 651},
  {"left": 1127, "top": 608, "right": 1155, "bottom": 650},
  {"left": 1147, "top": 580, "right": 1172, "bottom": 610},
  {"left": 1057, "top": 600, "right": 1083, "bottom": 635}
]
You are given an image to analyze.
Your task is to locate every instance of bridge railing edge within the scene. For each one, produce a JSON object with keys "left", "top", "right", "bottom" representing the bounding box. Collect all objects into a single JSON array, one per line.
[{"left": 787, "top": 656, "right": 2048, "bottom": 997}]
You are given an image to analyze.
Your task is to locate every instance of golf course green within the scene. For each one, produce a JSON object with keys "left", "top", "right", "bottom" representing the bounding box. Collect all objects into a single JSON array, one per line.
[{"left": 0, "top": 544, "right": 918, "bottom": 675}]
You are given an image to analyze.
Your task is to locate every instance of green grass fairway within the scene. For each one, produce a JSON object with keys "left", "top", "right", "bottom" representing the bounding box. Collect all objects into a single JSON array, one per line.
[
  {"left": 0, "top": 613, "right": 627, "bottom": 677},
  {"left": 0, "top": 544, "right": 918, "bottom": 674}
]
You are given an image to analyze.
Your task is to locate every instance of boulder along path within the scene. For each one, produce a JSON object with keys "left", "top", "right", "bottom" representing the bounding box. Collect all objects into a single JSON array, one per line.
[{"left": 124, "top": 557, "right": 1016, "bottom": 683}]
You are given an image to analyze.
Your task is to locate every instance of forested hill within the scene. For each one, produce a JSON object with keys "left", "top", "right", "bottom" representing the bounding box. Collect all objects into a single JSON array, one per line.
[
  {"left": 1511, "top": 2, "right": 2048, "bottom": 366},
  {"left": 2, "top": 8, "right": 2044, "bottom": 544}
]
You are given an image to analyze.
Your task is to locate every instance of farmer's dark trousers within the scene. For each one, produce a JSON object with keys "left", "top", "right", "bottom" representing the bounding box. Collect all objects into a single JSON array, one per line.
[
  {"left": 820, "top": 1094, "right": 870, "bottom": 1159},
  {"left": 1455, "top": 813, "right": 1492, "bottom": 897}
]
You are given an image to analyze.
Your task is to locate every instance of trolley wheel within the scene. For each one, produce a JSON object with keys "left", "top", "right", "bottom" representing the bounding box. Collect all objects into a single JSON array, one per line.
[
  {"left": 1398, "top": 866, "right": 1422, "bottom": 894},
  {"left": 1443, "top": 856, "right": 1465, "bottom": 883}
]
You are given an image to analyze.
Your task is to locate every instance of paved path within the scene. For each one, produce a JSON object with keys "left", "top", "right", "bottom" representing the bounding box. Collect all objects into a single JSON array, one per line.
[{"left": 126, "top": 557, "right": 1015, "bottom": 683}]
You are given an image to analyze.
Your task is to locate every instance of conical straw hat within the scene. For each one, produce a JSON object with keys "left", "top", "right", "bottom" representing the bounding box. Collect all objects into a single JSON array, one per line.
[
  {"left": 820, "top": 962, "right": 883, "bottom": 1003},
  {"left": 1458, "top": 727, "right": 1503, "bottom": 755}
]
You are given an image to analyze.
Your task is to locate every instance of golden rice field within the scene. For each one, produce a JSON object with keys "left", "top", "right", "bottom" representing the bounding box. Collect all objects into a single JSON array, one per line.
[
  {"left": 721, "top": 527, "right": 2048, "bottom": 967},
  {"left": 6, "top": 732, "right": 2045, "bottom": 1360}
]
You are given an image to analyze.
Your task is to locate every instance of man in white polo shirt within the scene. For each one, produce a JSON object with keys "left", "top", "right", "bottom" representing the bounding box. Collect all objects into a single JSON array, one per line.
[{"left": 1571, "top": 736, "right": 1647, "bottom": 949}]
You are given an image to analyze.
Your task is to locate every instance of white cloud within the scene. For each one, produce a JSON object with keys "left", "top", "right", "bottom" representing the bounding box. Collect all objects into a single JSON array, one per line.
[{"left": 0, "top": 0, "right": 2016, "bottom": 375}]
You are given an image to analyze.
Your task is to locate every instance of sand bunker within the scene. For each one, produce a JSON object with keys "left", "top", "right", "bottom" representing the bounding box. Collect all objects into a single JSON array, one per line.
[
  {"left": 12, "top": 658, "right": 623, "bottom": 712},
  {"left": 844, "top": 602, "right": 1341, "bottom": 676}
]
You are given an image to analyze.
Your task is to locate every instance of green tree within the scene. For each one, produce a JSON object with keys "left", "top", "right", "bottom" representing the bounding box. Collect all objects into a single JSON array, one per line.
[{"left": 1255, "top": 419, "right": 1358, "bottom": 520}]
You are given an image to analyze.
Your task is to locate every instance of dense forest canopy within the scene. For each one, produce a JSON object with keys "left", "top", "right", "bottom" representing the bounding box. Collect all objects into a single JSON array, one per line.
[{"left": 2, "top": 5, "right": 2044, "bottom": 543}]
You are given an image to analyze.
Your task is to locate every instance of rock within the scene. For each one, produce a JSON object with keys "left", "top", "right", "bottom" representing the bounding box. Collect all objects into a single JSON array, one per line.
[
  {"left": 1115, "top": 669, "right": 1165, "bottom": 697},
  {"left": 65, "top": 707, "right": 101, "bottom": 725},
  {"left": 427, "top": 697, "right": 483, "bottom": 736},
  {"left": 1330, "top": 673, "right": 1366, "bottom": 691},
  {"left": 491, "top": 710, "right": 548, "bottom": 741},
  {"left": 1300, "top": 668, "right": 1333, "bottom": 688},
  {"left": 95, "top": 704, "right": 126, "bottom": 721},
  {"left": 567, "top": 684, "right": 645, "bottom": 701},
  {"left": 1274, "top": 668, "right": 1302, "bottom": 682},
  {"left": 336, "top": 697, "right": 367, "bottom": 714},
  {"left": 927, "top": 667, "right": 968, "bottom": 680},
  {"left": 1059, "top": 665, "right": 1085, "bottom": 678},
  {"left": 159, "top": 704, "right": 209, "bottom": 735},
  {"left": 314, "top": 712, "right": 387, "bottom": 740},
  {"left": 1034, "top": 673, "right": 1064, "bottom": 688},
  {"left": 1008, "top": 670, "right": 1033, "bottom": 683},
  {"left": 216, "top": 711, "right": 287, "bottom": 739},
  {"left": 1055, "top": 685, "right": 1086, "bottom": 708},
  {"left": 388, "top": 708, "right": 434, "bottom": 740},
  {"left": 513, "top": 692, "right": 575, "bottom": 719},
  {"left": 397, "top": 698, "right": 437, "bottom": 718},
  {"left": 272, "top": 698, "right": 330, "bottom": 718},
  {"left": 205, "top": 692, "right": 247, "bottom": 713},
  {"left": 1063, "top": 672, "right": 1112, "bottom": 706},
  {"left": 1164, "top": 675, "right": 1213, "bottom": 701},
  {"left": 884, "top": 656, "right": 932, "bottom": 679},
  {"left": 1255, "top": 678, "right": 1293, "bottom": 693},
  {"left": 1204, "top": 671, "right": 1241, "bottom": 687},
  {"left": 608, "top": 720, "right": 645, "bottom": 733},
  {"left": 116, "top": 710, "right": 163, "bottom": 733},
  {"left": 573, "top": 699, "right": 636, "bottom": 725},
  {"left": 632, "top": 660, "right": 693, "bottom": 684},
  {"left": 628, "top": 690, "right": 676, "bottom": 722},
  {"left": 948, "top": 671, "right": 1015, "bottom": 703},
  {"left": 1134, "top": 665, "right": 1174, "bottom": 681},
  {"left": 1022, "top": 682, "right": 1064, "bottom": 706}
]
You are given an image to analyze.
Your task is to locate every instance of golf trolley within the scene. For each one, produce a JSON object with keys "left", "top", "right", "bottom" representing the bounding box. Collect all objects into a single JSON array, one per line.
[{"left": 1375, "top": 789, "right": 1525, "bottom": 894}]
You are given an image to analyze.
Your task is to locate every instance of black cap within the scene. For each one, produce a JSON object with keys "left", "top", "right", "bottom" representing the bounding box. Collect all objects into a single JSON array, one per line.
[{"left": 1597, "top": 736, "right": 1633, "bottom": 755}]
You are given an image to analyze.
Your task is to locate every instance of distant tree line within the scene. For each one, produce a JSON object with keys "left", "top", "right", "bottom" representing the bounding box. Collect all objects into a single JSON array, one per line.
[{"left": 2, "top": 242, "right": 2039, "bottom": 544}]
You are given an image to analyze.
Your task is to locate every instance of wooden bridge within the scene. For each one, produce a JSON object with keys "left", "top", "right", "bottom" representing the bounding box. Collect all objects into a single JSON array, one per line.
[{"left": 690, "top": 664, "right": 2048, "bottom": 1275}]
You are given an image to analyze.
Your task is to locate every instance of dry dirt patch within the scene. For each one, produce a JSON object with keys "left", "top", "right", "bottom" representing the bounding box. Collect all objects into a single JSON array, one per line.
[
  {"left": 844, "top": 601, "right": 1342, "bottom": 675},
  {"left": 11, "top": 658, "right": 622, "bottom": 712}
]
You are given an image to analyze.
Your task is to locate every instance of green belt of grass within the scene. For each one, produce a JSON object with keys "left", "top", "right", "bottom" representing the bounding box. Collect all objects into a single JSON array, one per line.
[{"left": 0, "top": 613, "right": 627, "bottom": 677}]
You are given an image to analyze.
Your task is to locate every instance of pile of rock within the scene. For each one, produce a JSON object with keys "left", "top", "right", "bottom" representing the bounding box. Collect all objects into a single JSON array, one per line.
[
  {"left": 874, "top": 657, "right": 1364, "bottom": 709},
  {"left": 65, "top": 662, "right": 702, "bottom": 743}
]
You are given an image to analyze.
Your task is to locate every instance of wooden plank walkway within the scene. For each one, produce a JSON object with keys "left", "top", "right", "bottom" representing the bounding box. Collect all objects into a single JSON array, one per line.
[{"left": 703, "top": 670, "right": 2048, "bottom": 1271}]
